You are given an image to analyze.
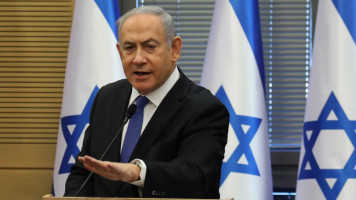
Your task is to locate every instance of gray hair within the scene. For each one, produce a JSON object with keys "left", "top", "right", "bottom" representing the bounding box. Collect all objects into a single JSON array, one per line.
[{"left": 117, "top": 6, "right": 177, "bottom": 47}]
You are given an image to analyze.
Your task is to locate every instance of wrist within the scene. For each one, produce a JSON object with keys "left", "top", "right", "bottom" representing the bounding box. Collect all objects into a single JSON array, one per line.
[
  {"left": 132, "top": 160, "right": 142, "bottom": 181},
  {"left": 128, "top": 159, "right": 146, "bottom": 187}
]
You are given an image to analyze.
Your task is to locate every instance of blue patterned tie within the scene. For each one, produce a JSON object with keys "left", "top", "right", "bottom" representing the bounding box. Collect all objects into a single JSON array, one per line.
[{"left": 121, "top": 96, "right": 150, "bottom": 163}]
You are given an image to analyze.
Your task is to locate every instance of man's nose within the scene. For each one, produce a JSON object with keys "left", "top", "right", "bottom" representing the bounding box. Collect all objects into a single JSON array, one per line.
[{"left": 133, "top": 48, "right": 146, "bottom": 64}]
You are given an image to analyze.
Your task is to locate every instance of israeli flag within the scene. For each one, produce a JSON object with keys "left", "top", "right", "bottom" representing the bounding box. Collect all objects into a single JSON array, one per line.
[
  {"left": 52, "top": 0, "right": 124, "bottom": 196},
  {"left": 296, "top": 0, "right": 356, "bottom": 199},
  {"left": 200, "top": 0, "right": 273, "bottom": 199}
]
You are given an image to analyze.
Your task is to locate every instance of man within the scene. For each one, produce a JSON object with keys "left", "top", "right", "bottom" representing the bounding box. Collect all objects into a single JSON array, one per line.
[{"left": 65, "top": 6, "right": 229, "bottom": 198}]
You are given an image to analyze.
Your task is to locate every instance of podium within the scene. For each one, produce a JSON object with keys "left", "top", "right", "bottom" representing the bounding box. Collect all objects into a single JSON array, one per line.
[{"left": 42, "top": 194, "right": 233, "bottom": 200}]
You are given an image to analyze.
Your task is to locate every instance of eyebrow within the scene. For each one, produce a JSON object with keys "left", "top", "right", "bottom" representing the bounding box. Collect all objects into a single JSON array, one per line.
[
  {"left": 142, "top": 38, "right": 159, "bottom": 44},
  {"left": 123, "top": 38, "right": 159, "bottom": 46}
]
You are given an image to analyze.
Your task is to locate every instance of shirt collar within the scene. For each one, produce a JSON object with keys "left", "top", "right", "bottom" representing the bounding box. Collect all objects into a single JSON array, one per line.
[{"left": 128, "top": 67, "right": 180, "bottom": 107}]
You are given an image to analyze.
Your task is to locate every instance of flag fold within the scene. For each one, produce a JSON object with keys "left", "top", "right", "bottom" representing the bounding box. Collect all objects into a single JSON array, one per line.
[
  {"left": 52, "top": 0, "right": 123, "bottom": 196},
  {"left": 200, "top": 0, "right": 273, "bottom": 199},
  {"left": 296, "top": 0, "right": 356, "bottom": 199}
]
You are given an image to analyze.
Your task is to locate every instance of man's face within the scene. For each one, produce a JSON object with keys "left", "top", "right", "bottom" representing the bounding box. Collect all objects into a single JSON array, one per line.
[{"left": 117, "top": 14, "right": 181, "bottom": 95}]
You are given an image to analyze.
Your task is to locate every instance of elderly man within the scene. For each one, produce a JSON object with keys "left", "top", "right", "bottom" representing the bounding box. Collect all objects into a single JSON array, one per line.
[{"left": 65, "top": 6, "right": 229, "bottom": 198}]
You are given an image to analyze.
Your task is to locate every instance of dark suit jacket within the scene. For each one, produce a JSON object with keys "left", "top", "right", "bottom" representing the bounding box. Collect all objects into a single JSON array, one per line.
[{"left": 65, "top": 71, "right": 229, "bottom": 198}]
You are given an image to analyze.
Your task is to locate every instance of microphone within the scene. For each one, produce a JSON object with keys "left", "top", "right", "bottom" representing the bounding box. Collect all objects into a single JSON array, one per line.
[
  {"left": 123, "top": 103, "right": 137, "bottom": 123},
  {"left": 73, "top": 104, "right": 137, "bottom": 197}
]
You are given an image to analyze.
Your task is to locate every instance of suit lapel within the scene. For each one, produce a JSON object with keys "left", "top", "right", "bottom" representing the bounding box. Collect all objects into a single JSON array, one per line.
[
  {"left": 130, "top": 72, "right": 191, "bottom": 159},
  {"left": 100, "top": 80, "right": 132, "bottom": 196},
  {"left": 103, "top": 80, "right": 131, "bottom": 163}
]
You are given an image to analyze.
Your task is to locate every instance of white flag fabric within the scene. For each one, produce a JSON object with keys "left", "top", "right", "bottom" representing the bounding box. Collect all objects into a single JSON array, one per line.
[
  {"left": 52, "top": 0, "right": 124, "bottom": 196},
  {"left": 200, "top": 0, "right": 273, "bottom": 199},
  {"left": 296, "top": 0, "right": 356, "bottom": 199}
]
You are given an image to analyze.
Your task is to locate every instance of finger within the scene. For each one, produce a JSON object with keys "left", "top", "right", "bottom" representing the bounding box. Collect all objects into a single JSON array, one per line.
[
  {"left": 78, "top": 156, "right": 85, "bottom": 162},
  {"left": 83, "top": 161, "right": 110, "bottom": 176},
  {"left": 84, "top": 163, "right": 116, "bottom": 180},
  {"left": 89, "top": 159, "right": 108, "bottom": 171},
  {"left": 82, "top": 162, "right": 96, "bottom": 172},
  {"left": 80, "top": 157, "right": 123, "bottom": 181},
  {"left": 84, "top": 156, "right": 105, "bottom": 168},
  {"left": 79, "top": 155, "right": 94, "bottom": 165},
  {"left": 81, "top": 156, "right": 111, "bottom": 173}
]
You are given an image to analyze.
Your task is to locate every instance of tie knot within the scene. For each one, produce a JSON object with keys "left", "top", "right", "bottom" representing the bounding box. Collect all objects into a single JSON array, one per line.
[{"left": 136, "top": 96, "right": 150, "bottom": 109}]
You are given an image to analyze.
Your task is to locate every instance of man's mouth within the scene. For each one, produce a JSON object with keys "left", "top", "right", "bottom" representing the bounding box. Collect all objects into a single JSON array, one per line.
[{"left": 134, "top": 71, "right": 151, "bottom": 75}]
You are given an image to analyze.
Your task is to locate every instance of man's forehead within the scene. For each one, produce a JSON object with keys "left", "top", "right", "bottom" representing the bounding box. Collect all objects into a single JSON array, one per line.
[
  {"left": 119, "top": 14, "right": 165, "bottom": 42},
  {"left": 123, "top": 13, "right": 161, "bottom": 26}
]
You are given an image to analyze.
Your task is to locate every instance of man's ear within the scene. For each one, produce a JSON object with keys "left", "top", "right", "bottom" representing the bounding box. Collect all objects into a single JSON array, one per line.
[
  {"left": 171, "top": 36, "right": 182, "bottom": 62},
  {"left": 116, "top": 42, "right": 123, "bottom": 58}
]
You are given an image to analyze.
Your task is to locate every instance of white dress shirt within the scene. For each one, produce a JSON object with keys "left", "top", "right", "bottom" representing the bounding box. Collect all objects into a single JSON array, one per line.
[{"left": 121, "top": 67, "right": 180, "bottom": 189}]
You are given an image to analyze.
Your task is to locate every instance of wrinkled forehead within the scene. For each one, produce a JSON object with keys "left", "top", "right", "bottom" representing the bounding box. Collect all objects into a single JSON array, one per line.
[
  {"left": 119, "top": 14, "right": 166, "bottom": 41},
  {"left": 121, "top": 13, "right": 162, "bottom": 31}
]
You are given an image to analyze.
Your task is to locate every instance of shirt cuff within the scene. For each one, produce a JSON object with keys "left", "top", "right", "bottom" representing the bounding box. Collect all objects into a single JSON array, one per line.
[{"left": 130, "top": 159, "right": 146, "bottom": 188}]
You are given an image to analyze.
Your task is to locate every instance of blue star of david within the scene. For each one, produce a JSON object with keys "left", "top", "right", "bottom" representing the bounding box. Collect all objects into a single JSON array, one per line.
[
  {"left": 215, "top": 86, "right": 261, "bottom": 186},
  {"left": 299, "top": 92, "right": 356, "bottom": 199},
  {"left": 58, "top": 86, "right": 99, "bottom": 174}
]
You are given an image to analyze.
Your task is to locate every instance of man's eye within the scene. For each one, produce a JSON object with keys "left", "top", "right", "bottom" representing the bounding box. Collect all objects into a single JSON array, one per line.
[
  {"left": 145, "top": 44, "right": 156, "bottom": 50},
  {"left": 125, "top": 46, "right": 134, "bottom": 51}
]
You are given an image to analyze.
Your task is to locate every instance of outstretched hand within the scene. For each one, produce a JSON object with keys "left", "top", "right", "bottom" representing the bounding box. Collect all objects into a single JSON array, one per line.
[{"left": 78, "top": 156, "right": 140, "bottom": 183}]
